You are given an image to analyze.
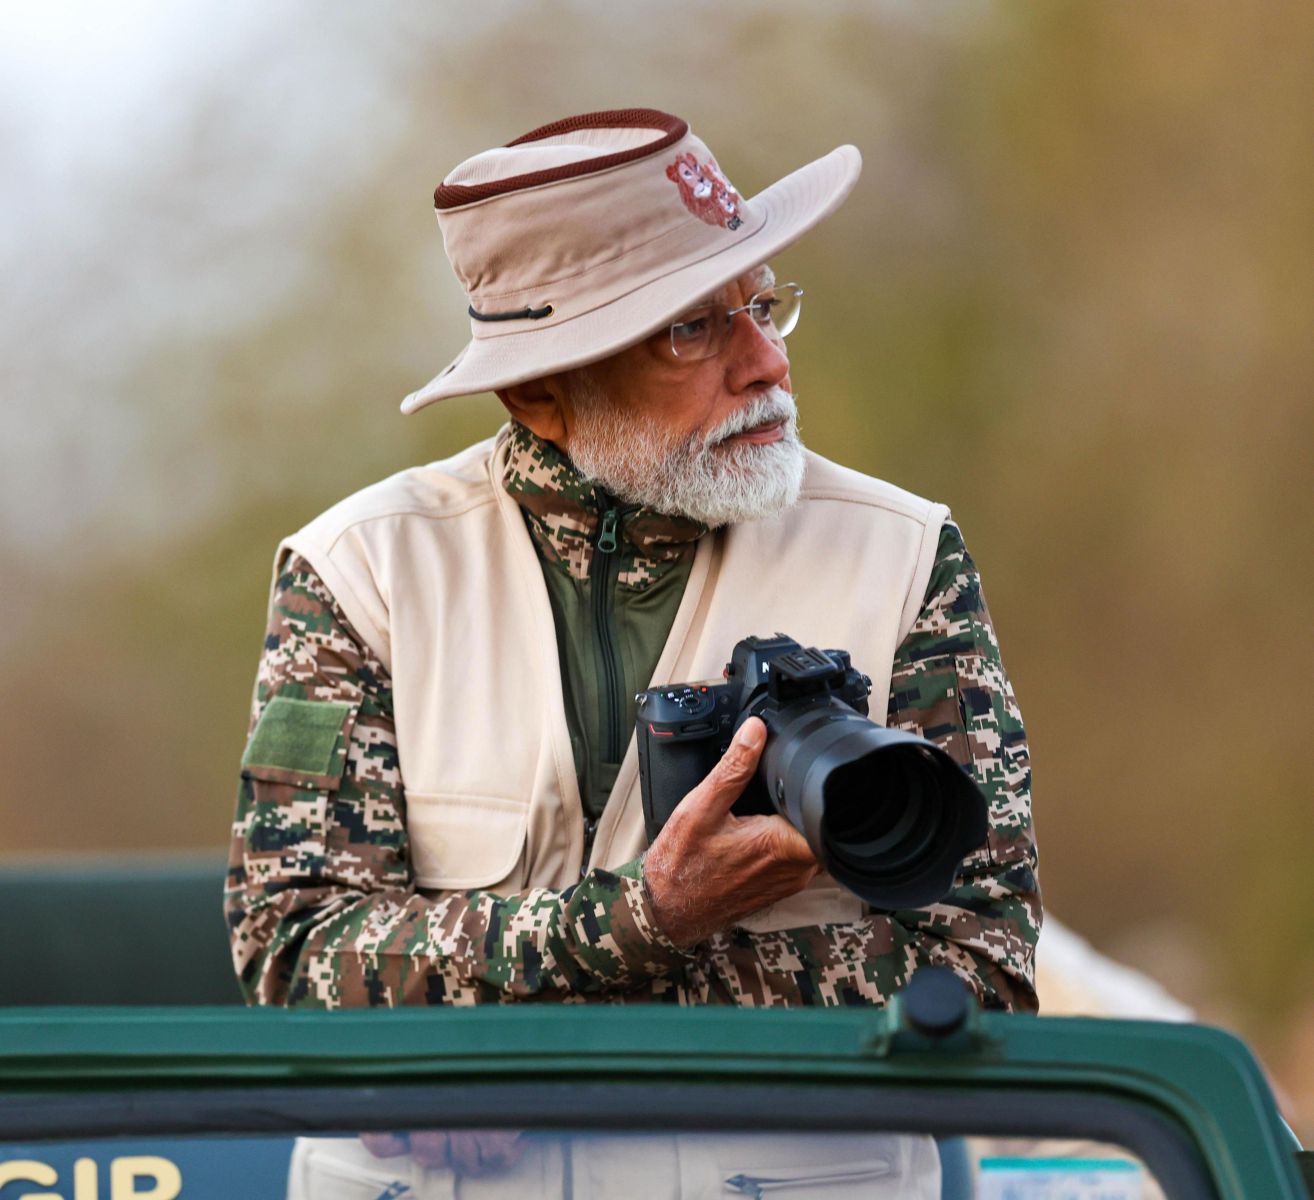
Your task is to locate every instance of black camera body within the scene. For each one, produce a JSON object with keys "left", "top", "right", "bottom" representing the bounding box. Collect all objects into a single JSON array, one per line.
[
  {"left": 636, "top": 633, "right": 988, "bottom": 910},
  {"left": 636, "top": 634, "right": 868, "bottom": 823}
]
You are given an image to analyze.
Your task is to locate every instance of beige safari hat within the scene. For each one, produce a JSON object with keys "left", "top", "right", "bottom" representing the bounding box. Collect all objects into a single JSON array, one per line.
[{"left": 402, "top": 108, "right": 862, "bottom": 413}]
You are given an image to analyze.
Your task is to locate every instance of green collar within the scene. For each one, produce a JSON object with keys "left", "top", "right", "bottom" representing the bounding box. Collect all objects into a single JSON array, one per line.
[{"left": 501, "top": 422, "right": 706, "bottom": 590}]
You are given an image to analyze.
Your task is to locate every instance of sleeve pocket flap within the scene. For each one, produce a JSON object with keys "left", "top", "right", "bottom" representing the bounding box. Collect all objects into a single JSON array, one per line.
[
  {"left": 406, "top": 793, "right": 529, "bottom": 892},
  {"left": 240, "top": 696, "right": 357, "bottom": 790}
]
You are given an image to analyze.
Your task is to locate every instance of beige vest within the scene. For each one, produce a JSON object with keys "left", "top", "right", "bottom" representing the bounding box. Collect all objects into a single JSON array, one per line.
[
  {"left": 276, "top": 425, "right": 948, "bottom": 931},
  {"left": 288, "top": 1131, "right": 941, "bottom": 1200}
]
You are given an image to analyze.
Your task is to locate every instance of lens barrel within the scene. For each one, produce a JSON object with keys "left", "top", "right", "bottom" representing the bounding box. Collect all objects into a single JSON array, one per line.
[{"left": 758, "top": 698, "right": 988, "bottom": 909}]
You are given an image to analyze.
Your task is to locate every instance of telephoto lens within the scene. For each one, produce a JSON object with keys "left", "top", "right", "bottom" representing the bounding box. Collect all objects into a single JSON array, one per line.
[
  {"left": 758, "top": 696, "right": 987, "bottom": 910},
  {"left": 635, "top": 635, "right": 989, "bottom": 910}
]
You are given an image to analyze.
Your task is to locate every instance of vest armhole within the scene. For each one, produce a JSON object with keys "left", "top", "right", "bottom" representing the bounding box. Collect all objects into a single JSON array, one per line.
[
  {"left": 276, "top": 534, "right": 394, "bottom": 677},
  {"left": 897, "top": 504, "right": 952, "bottom": 644}
]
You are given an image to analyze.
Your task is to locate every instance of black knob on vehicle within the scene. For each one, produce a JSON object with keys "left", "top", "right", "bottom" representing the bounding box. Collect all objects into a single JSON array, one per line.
[{"left": 902, "top": 966, "right": 970, "bottom": 1038}]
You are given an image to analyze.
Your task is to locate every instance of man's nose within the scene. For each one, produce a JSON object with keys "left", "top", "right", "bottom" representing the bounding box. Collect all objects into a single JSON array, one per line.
[{"left": 723, "top": 310, "right": 791, "bottom": 393}]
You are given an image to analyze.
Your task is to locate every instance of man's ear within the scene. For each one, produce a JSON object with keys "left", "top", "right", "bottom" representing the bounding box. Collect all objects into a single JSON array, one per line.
[{"left": 496, "top": 375, "right": 571, "bottom": 448}]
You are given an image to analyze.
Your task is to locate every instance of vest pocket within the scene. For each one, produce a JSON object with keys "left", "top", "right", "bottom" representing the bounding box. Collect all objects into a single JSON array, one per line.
[
  {"left": 734, "top": 877, "right": 865, "bottom": 934},
  {"left": 404, "top": 793, "right": 530, "bottom": 894}
]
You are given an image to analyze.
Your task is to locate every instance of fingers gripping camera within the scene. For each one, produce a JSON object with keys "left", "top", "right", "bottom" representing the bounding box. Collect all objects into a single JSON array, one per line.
[{"left": 635, "top": 634, "right": 988, "bottom": 910}]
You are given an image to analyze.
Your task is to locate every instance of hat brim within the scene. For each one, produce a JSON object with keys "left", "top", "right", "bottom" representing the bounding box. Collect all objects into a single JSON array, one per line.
[{"left": 401, "top": 143, "right": 862, "bottom": 413}]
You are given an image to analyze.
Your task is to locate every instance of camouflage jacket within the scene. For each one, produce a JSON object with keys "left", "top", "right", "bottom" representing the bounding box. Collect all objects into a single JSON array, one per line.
[{"left": 226, "top": 427, "right": 1041, "bottom": 1010}]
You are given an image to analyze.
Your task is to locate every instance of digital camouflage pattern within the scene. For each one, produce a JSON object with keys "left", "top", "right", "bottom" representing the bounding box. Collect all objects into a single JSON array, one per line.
[
  {"left": 226, "top": 430, "right": 1040, "bottom": 1011},
  {"left": 502, "top": 421, "right": 705, "bottom": 589},
  {"left": 887, "top": 531, "right": 1035, "bottom": 869},
  {"left": 882, "top": 524, "right": 1041, "bottom": 1009}
]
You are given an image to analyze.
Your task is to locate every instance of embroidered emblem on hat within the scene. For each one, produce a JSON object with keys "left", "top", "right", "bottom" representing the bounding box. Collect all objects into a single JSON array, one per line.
[{"left": 666, "top": 151, "right": 743, "bottom": 231}]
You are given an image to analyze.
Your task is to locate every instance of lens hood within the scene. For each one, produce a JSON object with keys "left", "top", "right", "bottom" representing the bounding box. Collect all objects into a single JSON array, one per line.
[{"left": 760, "top": 702, "right": 988, "bottom": 910}]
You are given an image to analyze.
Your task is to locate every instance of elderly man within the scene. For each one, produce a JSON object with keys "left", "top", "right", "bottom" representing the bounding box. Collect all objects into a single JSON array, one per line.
[{"left": 226, "top": 109, "right": 1040, "bottom": 1019}]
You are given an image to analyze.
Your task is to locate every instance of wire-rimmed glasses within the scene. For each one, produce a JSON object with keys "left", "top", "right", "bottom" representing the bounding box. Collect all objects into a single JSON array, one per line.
[{"left": 664, "top": 282, "right": 804, "bottom": 361}]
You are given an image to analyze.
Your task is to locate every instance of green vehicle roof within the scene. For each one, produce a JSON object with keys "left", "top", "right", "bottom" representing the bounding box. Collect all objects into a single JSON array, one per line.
[{"left": 0, "top": 1000, "right": 1305, "bottom": 1199}]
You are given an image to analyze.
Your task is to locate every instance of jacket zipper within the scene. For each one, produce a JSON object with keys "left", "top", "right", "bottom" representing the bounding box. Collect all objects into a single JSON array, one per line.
[{"left": 591, "top": 489, "right": 625, "bottom": 766}]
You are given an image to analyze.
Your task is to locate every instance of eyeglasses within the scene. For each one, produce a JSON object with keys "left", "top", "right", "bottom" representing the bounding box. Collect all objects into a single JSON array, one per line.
[{"left": 663, "top": 282, "right": 803, "bottom": 361}]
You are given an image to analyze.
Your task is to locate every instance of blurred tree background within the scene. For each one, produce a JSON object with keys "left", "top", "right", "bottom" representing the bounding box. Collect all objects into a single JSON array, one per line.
[{"left": 2, "top": 0, "right": 1311, "bottom": 1132}]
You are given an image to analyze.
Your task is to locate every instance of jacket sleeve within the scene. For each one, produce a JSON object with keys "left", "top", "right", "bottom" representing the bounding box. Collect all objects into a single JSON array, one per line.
[
  {"left": 225, "top": 555, "right": 691, "bottom": 1007},
  {"left": 688, "top": 521, "right": 1042, "bottom": 1012}
]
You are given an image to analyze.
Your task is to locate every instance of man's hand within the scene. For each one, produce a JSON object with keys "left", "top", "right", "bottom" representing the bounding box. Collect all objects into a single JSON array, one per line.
[
  {"left": 360, "top": 1130, "right": 524, "bottom": 1176},
  {"left": 643, "top": 716, "right": 819, "bottom": 948}
]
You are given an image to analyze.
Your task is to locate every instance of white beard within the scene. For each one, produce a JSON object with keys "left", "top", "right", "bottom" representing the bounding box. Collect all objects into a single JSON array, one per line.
[{"left": 564, "top": 378, "right": 806, "bottom": 528}]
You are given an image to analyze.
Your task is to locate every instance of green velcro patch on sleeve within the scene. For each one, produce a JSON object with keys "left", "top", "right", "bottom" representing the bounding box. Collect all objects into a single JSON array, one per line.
[{"left": 242, "top": 696, "right": 354, "bottom": 778}]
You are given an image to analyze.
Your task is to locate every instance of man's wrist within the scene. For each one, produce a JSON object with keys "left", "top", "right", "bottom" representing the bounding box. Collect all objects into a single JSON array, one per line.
[
  {"left": 614, "top": 858, "right": 702, "bottom": 962},
  {"left": 557, "top": 861, "right": 698, "bottom": 989},
  {"left": 636, "top": 845, "right": 719, "bottom": 952}
]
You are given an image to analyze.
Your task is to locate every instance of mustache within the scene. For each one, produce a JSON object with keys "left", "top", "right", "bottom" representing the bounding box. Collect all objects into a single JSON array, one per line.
[{"left": 705, "top": 387, "right": 798, "bottom": 446}]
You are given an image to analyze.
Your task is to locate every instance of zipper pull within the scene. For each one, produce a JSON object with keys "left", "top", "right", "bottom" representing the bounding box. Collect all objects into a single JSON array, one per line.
[{"left": 596, "top": 507, "right": 620, "bottom": 555}]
